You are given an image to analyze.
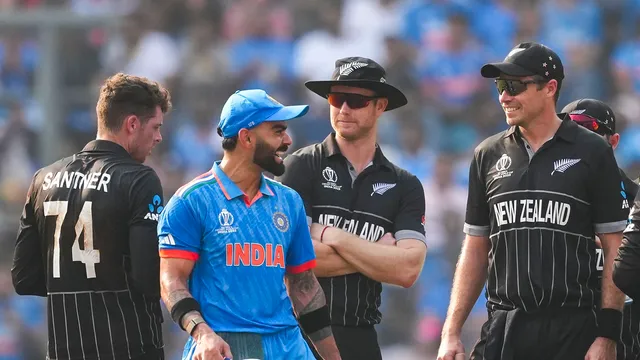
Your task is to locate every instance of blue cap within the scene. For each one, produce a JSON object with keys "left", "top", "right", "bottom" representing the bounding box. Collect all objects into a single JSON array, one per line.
[{"left": 217, "top": 89, "right": 310, "bottom": 138}]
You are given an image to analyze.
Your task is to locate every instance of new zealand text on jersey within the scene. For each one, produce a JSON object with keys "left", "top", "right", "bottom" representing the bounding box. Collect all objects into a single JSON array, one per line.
[
  {"left": 318, "top": 213, "right": 385, "bottom": 242},
  {"left": 494, "top": 199, "right": 571, "bottom": 226}
]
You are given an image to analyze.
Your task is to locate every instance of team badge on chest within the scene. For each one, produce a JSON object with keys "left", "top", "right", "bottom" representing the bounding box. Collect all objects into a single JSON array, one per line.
[{"left": 273, "top": 211, "right": 289, "bottom": 232}]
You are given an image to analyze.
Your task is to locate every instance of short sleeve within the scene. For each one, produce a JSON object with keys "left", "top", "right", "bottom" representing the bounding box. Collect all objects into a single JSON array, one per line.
[
  {"left": 157, "top": 196, "right": 202, "bottom": 261},
  {"left": 463, "top": 153, "right": 490, "bottom": 236},
  {"left": 128, "top": 169, "right": 164, "bottom": 227},
  {"left": 275, "top": 154, "right": 313, "bottom": 222},
  {"left": 285, "top": 193, "right": 316, "bottom": 274},
  {"left": 590, "top": 146, "right": 628, "bottom": 234},
  {"left": 393, "top": 175, "right": 427, "bottom": 243}
]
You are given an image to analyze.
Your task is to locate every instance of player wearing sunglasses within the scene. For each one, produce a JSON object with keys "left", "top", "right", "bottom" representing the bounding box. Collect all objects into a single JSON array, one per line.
[
  {"left": 565, "top": 99, "right": 640, "bottom": 360},
  {"left": 275, "top": 57, "right": 427, "bottom": 360},
  {"left": 439, "top": 42, "right": 629, "bottom": 360}
]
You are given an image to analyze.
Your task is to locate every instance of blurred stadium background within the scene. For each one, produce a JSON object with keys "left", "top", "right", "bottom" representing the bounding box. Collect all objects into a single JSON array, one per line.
[{"left": 1, "top": 0, "right": 640, "bottom": 358}]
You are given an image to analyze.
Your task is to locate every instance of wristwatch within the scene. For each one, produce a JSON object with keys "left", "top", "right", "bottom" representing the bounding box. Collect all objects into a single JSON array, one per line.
[{"left": 185, "top": 316, "right": 206, "bottom": 336}]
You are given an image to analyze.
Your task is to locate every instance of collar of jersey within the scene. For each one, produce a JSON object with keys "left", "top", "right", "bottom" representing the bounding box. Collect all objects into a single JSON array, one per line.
[
  {"left": 320, "top": 132, "right": 393, "bottom": 170},
  {"left": 503, "top": 114, "right": 578, "bottom": 143},
  {"left": 212, "top": 161, "right": 274, "bottom": 200},
  {"left": 82, "top": 140, "right": 131, "bottom": 157}
]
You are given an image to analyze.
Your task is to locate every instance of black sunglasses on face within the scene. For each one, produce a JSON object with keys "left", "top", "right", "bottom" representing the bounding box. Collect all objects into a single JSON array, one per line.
[
  {"left": 494, "top": 79, "right": 546, "bottom": 96},
  {"left": 327, "top": 93, "right": 379, "bottom": 109}
]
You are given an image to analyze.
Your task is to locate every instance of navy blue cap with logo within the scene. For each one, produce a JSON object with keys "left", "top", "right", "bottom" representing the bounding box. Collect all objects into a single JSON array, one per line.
[
  {"left": 561, "top": 98, "right": 616, "bottom": 136},
  {"left": 217, "top": 89, "right": 310, "bottom": 138},
  {"left": 481, "top": 42, "right": 565, "bottom": 81}
]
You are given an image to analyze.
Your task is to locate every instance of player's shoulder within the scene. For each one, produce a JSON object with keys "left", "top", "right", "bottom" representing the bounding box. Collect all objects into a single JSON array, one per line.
[
  {"left": 265, "top": 177, "right": 303, "bottom": 200},
  {"left": 473, "top": 130, "right": 510, "bottom": 158},
  {"left": 286, "top": 143, "right": 325, "bottom": 165},
  {"left": 173, "top": 169, "right": 218, "bottom": 200}
]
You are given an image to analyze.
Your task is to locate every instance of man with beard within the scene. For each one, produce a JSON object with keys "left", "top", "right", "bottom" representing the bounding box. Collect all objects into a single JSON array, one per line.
[
  {"left": 157, "top": 89, "right": 342, "bottom": 360},
  {"left": 275, "top": 57, "right": 428, "bottom": 360},
  {"left": 563, "top": 98, "right": 640, "bottom": 360}
]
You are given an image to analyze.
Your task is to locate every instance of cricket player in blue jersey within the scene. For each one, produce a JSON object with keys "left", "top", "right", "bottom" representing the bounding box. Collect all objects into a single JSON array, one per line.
[{"left": 157, "top": 89, "right": 342, "bottom": 360}]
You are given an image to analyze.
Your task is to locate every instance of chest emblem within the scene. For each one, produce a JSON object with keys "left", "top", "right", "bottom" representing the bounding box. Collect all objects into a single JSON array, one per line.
[
  {"left": 493, "top": 154, "right": 513, "bottom": 180},
  {"left": 371, "top": 182, "right": 396, "bottom": 196},
  {"left": 321, "top": 166, "right": 342, "bottom": 191},
  {"left": 273, "top": 211, "right": 290, "bottom": 232},
  {"left": 551, "top": 158, "right": 581, "bottom": 175}
]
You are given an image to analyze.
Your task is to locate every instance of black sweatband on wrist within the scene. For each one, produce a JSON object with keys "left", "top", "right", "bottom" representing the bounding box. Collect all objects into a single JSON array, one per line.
[
  {"left": 597, "top": 308, "right": 623, "bottom": 341},
  {"left": 170, "top": 297, "right": 201, "bottom": 331},
  {"left": 299, "top": 304, "right": 331, "bottom": 335}
]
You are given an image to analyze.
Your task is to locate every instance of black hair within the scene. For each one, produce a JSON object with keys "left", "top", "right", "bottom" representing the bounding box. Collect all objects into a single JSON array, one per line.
[{"left": 217, "top": 127, "right": 238, "bottom": 151}]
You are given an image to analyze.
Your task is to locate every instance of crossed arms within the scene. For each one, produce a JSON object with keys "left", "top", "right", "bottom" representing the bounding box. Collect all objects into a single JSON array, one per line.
[{"left": 310, "top": 223, "right": 427, "bottom": 288}]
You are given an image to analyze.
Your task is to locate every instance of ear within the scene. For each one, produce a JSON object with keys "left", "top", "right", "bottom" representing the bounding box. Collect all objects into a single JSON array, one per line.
[
  {"left": 376, "top": 98, "right": 389, "bottom": 113},
  {"left": 123, "top": 115, "right": 140, "bottom": 134},
  {"left": 237, "top": 128, "right": 253, "bottom": 149},
  {"left": 546, "top": 79, "right": 558, "bottom": 100},
  {"left": 610, "top": 133, "right": 620, "bottom": 150}
]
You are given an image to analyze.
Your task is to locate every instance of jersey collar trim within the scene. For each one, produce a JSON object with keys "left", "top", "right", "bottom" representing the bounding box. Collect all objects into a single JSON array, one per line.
[
  {"left": 211, "top": 161, "right": 274, "bottom": 201},
  {"left": 320, "top": 132, "right": 393, "bottom": 170},
  {"left": 502, "top": 115, "right": 578, "bottom": 143},
  {"left": 82, "top": 140, "right": 131, "bottom": 157}
]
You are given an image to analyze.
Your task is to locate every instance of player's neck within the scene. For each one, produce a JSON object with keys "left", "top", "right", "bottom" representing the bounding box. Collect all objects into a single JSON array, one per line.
[
  {"left": 335, "top": 131, "right": 377, "bottom": 174},
  {"left": 518, "top": 109, "right": 562, "bottom": 152},
  {"left": 218, "top": 157, "right": 262, "bottom": 199},
  {"left": 96, "top": 132, "right": 131, "bottom": 154}
]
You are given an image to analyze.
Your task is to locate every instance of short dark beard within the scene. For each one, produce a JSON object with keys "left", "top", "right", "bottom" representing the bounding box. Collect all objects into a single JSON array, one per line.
[{"left": 253, "top": 137, "right": 287, "bottom": 176}]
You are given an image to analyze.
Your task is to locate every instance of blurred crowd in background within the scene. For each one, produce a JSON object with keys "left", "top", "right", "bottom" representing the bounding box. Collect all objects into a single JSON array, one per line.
[{"left": 1, "top": 0, "right": 640, "bottom": 358}]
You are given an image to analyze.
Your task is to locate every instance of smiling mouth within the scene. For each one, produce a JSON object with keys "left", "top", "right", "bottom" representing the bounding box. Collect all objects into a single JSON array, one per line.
[{"left": 503, "top": 106, "right": 520, "bottom": 112}]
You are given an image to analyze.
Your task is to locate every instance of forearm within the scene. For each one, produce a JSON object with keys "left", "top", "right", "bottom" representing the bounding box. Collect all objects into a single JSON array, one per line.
[
  {"left": 613, "top": 232, "right": 640, "bottom": 300},
  {"left": 442, "top": 236, "right": 489, "bottom": 337},
  {"left": 324, "top": 227, "right": 422, "bottom": 287},
  {"left": 601, "top": 233, "right": 625, "bottom": 311},
  {"left": 312, "top": 241, "right": 357, "bottom": 277},
  {"left": 287, "top": 270, "right": 340, "bottom": 359}
]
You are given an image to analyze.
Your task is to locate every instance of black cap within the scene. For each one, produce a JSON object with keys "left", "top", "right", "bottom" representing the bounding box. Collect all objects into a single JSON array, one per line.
[
  {"left": 481, "top": 42, "right": 565, "bottom": 82},
  {"left": 304, "top": 56, "right": 408, "bottom": 111},
  {"left": 561, "top": 98, "right": 616, "bottom": 135}
]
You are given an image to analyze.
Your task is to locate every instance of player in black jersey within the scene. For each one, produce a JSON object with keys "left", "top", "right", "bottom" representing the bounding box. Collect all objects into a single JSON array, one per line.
[
  {"left": 563, "top": 98, "right": 640, "bottom": 360},
  {"left": 11, "top": 73, "right": 172, "bottom": 360}
]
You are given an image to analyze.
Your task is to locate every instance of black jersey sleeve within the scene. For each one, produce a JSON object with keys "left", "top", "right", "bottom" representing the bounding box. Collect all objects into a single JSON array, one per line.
[
  {"left": 393, "top": 175, "right": 427, "bottom": 243},
  {"left": 614, "top": 185, "right": 640, "bottom": 300},
  {"left": 463, "top": 151, "right": 490, "bottom": 237},
  {"left": 127, "top": 169, "right": 164, "bottom": 298},
  {"left": 590, "top": 146, "right": 628, "bottom": 234},
  {"left": 275, "top": 154, "right": 314, "bottom": 222},
  {"left": 12, "top": 171, "right": 46, "bottom": 296}
]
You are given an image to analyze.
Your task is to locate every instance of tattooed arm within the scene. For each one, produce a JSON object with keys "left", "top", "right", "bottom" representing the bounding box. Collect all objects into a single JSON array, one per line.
[
  {"left": 160, "top": 258, "right": 232, "bottom": 360},
  {"left": 286, "top": 269, "right": 341, "bottom": 360}
]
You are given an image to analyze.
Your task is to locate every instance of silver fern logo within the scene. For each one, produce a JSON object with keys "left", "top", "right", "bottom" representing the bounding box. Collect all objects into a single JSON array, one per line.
[
  {"left": 551, "top": 158, "right": 581, "bottom": 175},
  {"left": 371, "top": 183, "right": 396, "bottom": 196},
  {"left": 338, "top": 61, "right": 368, "bottom": 77}
]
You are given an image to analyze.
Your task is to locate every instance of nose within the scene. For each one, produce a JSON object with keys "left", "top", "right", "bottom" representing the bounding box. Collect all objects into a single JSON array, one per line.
[
  {"left": 499, "top": 89, "right": 514, "bottom": 104},
  {"left": 283, "top": 132, "right": 292, "bottom": 146},
  {"left": 340, "top": 101, "right": 352, "bottom": 113},
  {"left": 156, "top": 131, "right": 163, "bottom": 144}
]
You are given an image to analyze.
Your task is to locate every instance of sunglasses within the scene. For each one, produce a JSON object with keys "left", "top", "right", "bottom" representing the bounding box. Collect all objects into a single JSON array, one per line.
[
  {"left": 569, "top": 113, "right": 613, "bottom": 135},
  {"left": 494, "top": 79, "right": 545, "bottom": 96},
  {"left": 327, "top": 93, "right": 379, "bottom": 109}
]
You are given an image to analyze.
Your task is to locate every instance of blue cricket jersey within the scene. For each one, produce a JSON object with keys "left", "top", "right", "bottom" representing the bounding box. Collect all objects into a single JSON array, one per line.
[{"left": 158, "top": 161, "right": 316, "bottom": 334}]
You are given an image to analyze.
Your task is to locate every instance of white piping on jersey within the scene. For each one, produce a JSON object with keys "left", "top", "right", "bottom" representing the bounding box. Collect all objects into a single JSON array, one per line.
[
  {"left": 312, "top": 204, "right": 393, "bottom": 223},
  {"left": 175, "top": 171, "right": 216, "bottom": 197},
  {"left": 488, "top": 189, "right": 589, "bottom": 206},
  {"left": 489, "top": 227, "right": 593, "bottom": 240}
]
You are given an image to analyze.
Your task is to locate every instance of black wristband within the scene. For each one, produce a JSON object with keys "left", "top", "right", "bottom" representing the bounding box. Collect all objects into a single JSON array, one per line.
[
  {"left": 170, "top": 297, "right": 201, "bottom": 331},
  {"left": 299, "top": 304, "right": 331, "bottom": 335},
  {"left": 597, "top": 308, "right": 623, "bottom": 341}
]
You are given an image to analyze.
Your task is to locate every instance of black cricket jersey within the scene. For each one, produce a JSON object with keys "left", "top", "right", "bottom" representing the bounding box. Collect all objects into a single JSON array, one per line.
[
  {"left": 11, "top": 140, "right": 164, "bottom": 360},
  {"left": 464, "top": 118, "right": 628, "bottom": 313},
  {"left": 276, "top": 133, "right": 426, "bottom": 327}
]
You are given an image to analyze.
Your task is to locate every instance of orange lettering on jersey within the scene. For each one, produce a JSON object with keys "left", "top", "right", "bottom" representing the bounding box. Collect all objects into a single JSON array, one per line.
[
  {"left": 226, "top": 244, "right": 233, "bottom": 266},
  {"left": 273, "top": 244, "right": 285, "bottom": 268},
  {"left": 251, "top": 243, "right": 265, "bottom": 266},
  {"left": 234, "top": 243, "right": 250, "bottom": 266},
  {"left": 226, "top": 243, "right": 284, "bottom": 268},
  {"left": 265, "top": 243, "right": 273, "bottom": 266}
]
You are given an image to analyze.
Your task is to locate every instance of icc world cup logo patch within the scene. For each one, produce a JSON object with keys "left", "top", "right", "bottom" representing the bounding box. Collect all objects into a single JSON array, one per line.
[{"left": 273, "top": 212, "right": 289, "bottom": 232}]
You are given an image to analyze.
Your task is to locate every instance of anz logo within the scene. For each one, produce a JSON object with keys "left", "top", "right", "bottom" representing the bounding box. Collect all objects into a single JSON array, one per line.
[
  {"left": 621, "top": 181, "right": 629, "bottom": 209},
  {"left": 144, "top": 195, "right": 163, "bottom": 221}
]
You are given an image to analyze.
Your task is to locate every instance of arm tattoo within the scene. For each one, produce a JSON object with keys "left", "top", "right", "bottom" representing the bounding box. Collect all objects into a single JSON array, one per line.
[
  {"left": 287, "top": 269, "right": 326, "bottom": 315},
  {"left": 165, "top": 289, "right": 192, "bottom": 310}
]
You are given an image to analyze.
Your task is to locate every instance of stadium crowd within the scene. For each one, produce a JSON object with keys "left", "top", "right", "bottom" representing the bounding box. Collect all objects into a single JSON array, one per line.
[{"left": 1, "top": 0, "right": 640, "bottom": 358}]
